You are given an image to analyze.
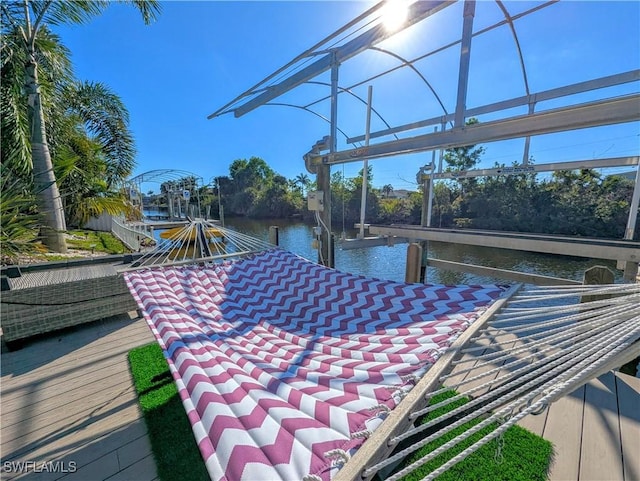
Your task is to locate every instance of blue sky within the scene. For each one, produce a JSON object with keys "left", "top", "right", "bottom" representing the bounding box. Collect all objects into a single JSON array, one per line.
[{"left": 55, "top": 1, "right": 639, "bottom": 192}]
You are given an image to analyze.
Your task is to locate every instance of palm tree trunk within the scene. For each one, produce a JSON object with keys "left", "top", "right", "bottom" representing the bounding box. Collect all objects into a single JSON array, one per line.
[{"left": 25, "top": 56, "right": 67, "bottom": 253}]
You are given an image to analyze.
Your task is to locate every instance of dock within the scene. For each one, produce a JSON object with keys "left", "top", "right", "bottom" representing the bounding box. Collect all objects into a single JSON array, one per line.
[{"left": 1, "top": 311, "right": 638, "bottom": 480}]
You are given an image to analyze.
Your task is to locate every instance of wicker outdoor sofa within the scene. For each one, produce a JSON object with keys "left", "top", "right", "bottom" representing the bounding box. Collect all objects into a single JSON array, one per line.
[{"left": 0, "top": 255, "right": 140, "bottom": 347}]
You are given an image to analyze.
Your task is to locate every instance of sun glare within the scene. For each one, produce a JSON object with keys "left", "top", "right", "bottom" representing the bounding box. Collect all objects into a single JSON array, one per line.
[{"left": 381, "top": 0, "right": 409, "bottom": 33}]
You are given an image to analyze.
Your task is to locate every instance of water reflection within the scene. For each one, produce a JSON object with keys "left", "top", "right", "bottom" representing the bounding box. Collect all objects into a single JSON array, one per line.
[
  {"left": 225, "top": 218, "right": 623, "bottom": 285},
  {"left": 150, "top": 213, "right": 622, "bottom": 285}
]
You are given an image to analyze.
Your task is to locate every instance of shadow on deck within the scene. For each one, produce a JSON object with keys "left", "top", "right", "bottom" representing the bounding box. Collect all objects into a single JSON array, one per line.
[{"left": 1, "top": 314, "right": 157, "bottom": 481}]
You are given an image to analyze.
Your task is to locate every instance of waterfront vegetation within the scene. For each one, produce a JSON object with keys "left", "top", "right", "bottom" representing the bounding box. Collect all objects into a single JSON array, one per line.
[
  {"left": 129, "top": 342, "right": 552, "bottom": 481},
  {"left": 148, "top": 153, "right": 637, "bottom": 241}
]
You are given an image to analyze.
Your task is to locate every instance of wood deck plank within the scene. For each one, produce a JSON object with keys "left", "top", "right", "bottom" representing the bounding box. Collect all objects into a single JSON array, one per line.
[
  {"left": 1, "top": 317, "right": 150, "bottom": 384},
  {"left": 0, "top": 321, "right": 152, "bottom": 382},
  {"left": 2, "top": 363, "right": 142, "bottom": 424},
  {"left": 55, "top": 452, "right": 121, "bottom": 481},
  {"left": 615, "top": 372, "right": 640, "bottom": 481},
  {"left": 2, "top": 382, "right": 139, "bottom": 450},
  {"left": 104, "top": 455, "right": 158, "bottom": 481},
  {"left": 543, "top": 384, "right": 585, "bottom": 481},
  {"left": 1, "top": 314, "right": 157, "bottom": 481},
  {"left": 579, "top": 372, "right": 624, "bottom": 481},
  {"left": 115, "top": 435, "right": 155, "bottom": 472},
  {"left": 4, "top": 418, "right": 149, "bottom": 481}
]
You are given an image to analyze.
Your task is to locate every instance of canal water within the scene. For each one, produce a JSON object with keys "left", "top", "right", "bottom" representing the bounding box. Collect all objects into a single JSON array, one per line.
[
  {"left": 224, "top": 218, "right": 623, "bottom": 285},
  {"left": 145, "top": 210, "right": 621, "bottom": 285}
]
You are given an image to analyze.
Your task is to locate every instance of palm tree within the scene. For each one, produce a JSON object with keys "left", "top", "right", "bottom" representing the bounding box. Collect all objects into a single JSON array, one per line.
[
  {"left": 382, "top": 184, "right": 393, "bottom": 198},
  {"left": 1, "top": 0, "right": 160, "bottom": 252},
  {"left": 294, "top": 173, "right": 311, "bottom": 196}
]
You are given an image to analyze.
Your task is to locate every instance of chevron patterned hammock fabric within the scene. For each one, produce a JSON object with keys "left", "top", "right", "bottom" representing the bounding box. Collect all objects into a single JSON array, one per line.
[{"left": 124, "top": 249, "right": 505, "bottom": 481}]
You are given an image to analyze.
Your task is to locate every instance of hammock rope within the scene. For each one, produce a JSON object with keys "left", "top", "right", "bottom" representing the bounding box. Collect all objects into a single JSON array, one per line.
[
  {"left": 356, "top": 283, "right": 640, "bottom": 481},
  {"left": 127, "top": 220, "right": 275, "bottom": 269},
  {"left": 385, "top": 322, "right": 640, "bottom": 481}
]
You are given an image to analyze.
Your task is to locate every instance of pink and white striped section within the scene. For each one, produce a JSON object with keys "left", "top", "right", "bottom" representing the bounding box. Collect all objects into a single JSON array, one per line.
[{"left": 125, "top": 249, "right": 505, "bottom": 481}]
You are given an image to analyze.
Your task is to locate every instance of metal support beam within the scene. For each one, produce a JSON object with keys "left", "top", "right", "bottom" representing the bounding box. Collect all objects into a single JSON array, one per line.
[
  {"left": 454, "top": 0, "right": 475, "bottom": 127},
  {"left": 427, "top": 258, "right": 582, "bottom": 286},
  {"left": 347, "top": 70, "right": 640, "bottom": 144},
  {"left": 313, "top": 94, "right": 640, "bottom": 165},
  {"left": 317, "top": 53, "right": 339, "bottom": 268},
  {"left": 368, "top": 225, "right": 640, "bottom": 262},
  {"left": 232, "top": 1, "right": 454, "bottom": 118},
  {"left": 624, "top": 165, "right": 640, "bottom": 242},
  {"left": 417, "top": 156, "right": 639, "bottom": 181},
  {"left": 340, "top": 236, "right": 409, "bottom": 249},
  {"left": 522, "top": 102, "right": 535, "bottom": 164},
  {"left": 622, "top": 165, "right": 640, "bottom": 281}
]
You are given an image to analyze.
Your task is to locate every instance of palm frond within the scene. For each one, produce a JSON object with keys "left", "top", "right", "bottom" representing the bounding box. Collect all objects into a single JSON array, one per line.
[
  {"left": 64, "top": 81, "right": 136, "bottom": 188},
  {"left": 71, "top": 193, "right": 130, "bottom": 227},
  {"left": 0, "top": 167, "right": 41, "bottom": 263},
  {"left": 123, "top": 0, "right": 162, "bottom": 24},
  {"left": 1, "top": 80, "right": 32, "bottom": 175},
  {"left": 30, "top": 1, "right": 107, "bottom": 27}
]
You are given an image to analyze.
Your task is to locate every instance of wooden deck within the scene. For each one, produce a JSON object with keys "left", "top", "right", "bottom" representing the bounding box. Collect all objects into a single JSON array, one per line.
[
  {"left": 1, "top": 313, "right": 638, "bottom": 480},
  {"left": 1, "top": 313, "right": 157, "bottom": 481}
]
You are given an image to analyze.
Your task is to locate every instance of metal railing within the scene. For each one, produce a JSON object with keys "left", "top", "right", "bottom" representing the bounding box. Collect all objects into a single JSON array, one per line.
[{"left": 111, "top": 216, "right": 155, "bottom": 251}]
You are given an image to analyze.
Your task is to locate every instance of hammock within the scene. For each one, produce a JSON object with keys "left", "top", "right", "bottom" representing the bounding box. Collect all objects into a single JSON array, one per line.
[
  {"left": 125, "top": 246, "right": 505, "bottom": 481},
  {"left": 124, "top": 221, "right": 640, "bottom": 481}
]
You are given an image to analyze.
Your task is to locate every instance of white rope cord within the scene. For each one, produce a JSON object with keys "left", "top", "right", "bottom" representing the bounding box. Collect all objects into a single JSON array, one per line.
[
  {"left": 436, "top": 308, "right": 634, "bottom": 394},
  {"left": 457, "top": 295, "right": 638, "bottom": 356},
  {"left": 510, "top": 284, "right": 637, "bottom": 299},
  {"left": 396, "top": 315, "right": 635, "bottom": 445},
  {"left": 492, "top": 293, "right": 640, "bottom": 323},
  {"left": 128, "top": 220, "right": 275, "bottom": 269},
  {"left": 357, "top": 286, "right": 639, "bottom": 480},
  {"left": 493, "top": 296, "right": 640, "bottom": 323},
  {"left": 434, "top": 315, "right": 637, "bottom": 415},
  {"left": 524, "top": 283, "right": 625, "bottom": 291},
  {"left": 394, "top": 324, "right": 640, "bottom": 481},
  {"left": 369, "top": 315, "right": 640, "bottom": 479},
  {"left": 509, "top": 284, "right": 638, "bottom": 302},
  {"left": 436, "top": 298, "right": 640, "bottom": 414},
  {"left": 487, "top": 301, "right": 636, "bottom": 334},
  {"left": 453, "top": 302, "right": 638, "bottom": 366},
  {"left": 452, "top": 310, "right": 628, "bottom": 370},
  {"left": 155, "top": 225, "right": 194, "bottom": 265},
  {"left": 429, "top": 297, "right": 640, "bottom": 417}
]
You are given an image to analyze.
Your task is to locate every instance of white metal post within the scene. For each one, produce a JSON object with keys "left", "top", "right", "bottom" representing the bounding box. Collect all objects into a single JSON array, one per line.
[
  {"left": 454, "top": 0, "right": 476, "bottom": 128},
  {"left": 426, "top": 127, "right": 438, "bottom": 227},
  {"left": 359, "top": 86, "right": 373, "bottom": 239},
  {"left": 622, "top": 165, "right": 640, "bottom": 280}
]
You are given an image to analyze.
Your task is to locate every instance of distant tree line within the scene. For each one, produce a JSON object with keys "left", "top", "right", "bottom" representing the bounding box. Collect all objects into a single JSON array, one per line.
[{"left": 152, "top": 150, "right": 636, "bottom": 240}]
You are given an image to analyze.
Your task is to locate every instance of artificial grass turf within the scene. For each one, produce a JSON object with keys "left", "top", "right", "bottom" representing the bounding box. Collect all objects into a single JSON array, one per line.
[
  {"left": 128, "top": 342, "right": 210, "bottom": 481},
  {"left": 389, "top": 390, "right": 553, "bottom": 481},
  {"left": 129, "top": 342, "right": 553, "bottom": 481}
]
